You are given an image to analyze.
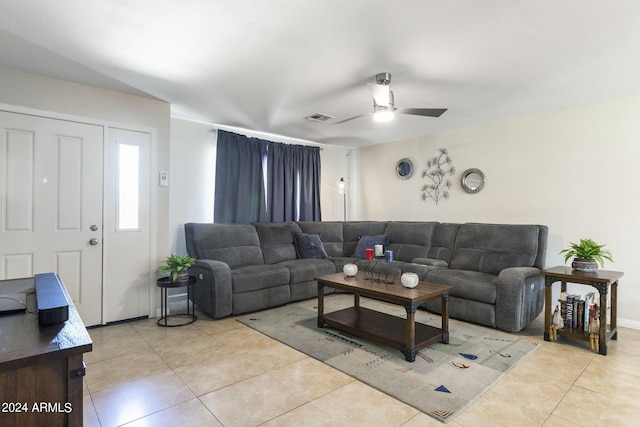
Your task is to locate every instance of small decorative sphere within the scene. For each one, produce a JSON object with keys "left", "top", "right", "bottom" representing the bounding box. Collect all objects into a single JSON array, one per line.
[
  {"left": 401, "top": 272, "right": 419, "bottom": 288},
  {"left": 343, "top": 263, "right": 358, "bottom": 277}
]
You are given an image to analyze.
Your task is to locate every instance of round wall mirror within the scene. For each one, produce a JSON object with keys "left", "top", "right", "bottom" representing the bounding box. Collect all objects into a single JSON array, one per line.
[
  {"left": 460, "top": 168, "right": 485, "bottom": 194},
  {"left": 395, "top": 158, "right": 414, "bottom": 180}
]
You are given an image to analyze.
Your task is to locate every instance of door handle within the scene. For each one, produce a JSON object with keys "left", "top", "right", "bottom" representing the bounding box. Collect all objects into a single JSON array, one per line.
[
  {"left": 89, "top": 238, "right": 99, "bottom": 246},
  {"left": 90, "top": 224, "right": 99, "bottom": 231}
]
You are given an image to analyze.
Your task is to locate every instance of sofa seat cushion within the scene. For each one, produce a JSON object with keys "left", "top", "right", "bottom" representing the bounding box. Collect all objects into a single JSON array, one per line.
[
  {"left": 396, "top": 262, "right": 433, "bottom": 280},
  {"left": 231, "top": 264, "right": 290, "bottom": 293},
  {"left": 426, "top": 269, "right": 497, "bottom": 304},
  {"left": 354, "top": 259, "right": 401, "bottom": 277},
  {"left": 329, "top": 257, "right": 360, "bottom": 273},
  {"left": 352, "top": 260, "right": 434, "bottom": 281},
  {"left": 278, "top": 259, "right": 336, "bottom": 283},
  {"left": 413, "top": 258, "right": 449, "bottom": 268}
]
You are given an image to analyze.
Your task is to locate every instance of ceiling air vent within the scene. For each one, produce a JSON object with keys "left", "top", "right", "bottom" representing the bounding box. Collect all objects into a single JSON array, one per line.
[{"left": 305, "top": 113, "right": 334, "bottom": 122}]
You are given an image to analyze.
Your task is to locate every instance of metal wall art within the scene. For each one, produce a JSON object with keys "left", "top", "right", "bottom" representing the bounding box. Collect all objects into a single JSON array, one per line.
[{"left": 421, "top": 148, "right": 455, "bottom": 205}]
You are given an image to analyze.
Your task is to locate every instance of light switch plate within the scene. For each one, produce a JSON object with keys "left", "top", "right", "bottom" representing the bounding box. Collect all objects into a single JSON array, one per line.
[{"left": 159, "top": 171, "right": 169, "bottom": 187}]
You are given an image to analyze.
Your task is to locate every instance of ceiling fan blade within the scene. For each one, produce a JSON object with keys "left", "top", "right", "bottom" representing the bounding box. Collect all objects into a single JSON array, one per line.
[
  {"left": 395, "top": 108, "right": 448, "bottom": 117},
  {"left": 331, "top": 111, "right": 372, "bottom": 125},
  {"left": 367, "top": 83, "right": 390, "bottom": 106}
]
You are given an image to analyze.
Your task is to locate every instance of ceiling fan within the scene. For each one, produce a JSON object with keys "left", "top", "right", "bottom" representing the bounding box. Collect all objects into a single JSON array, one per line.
[{"left": 332, "top": 72, "right": 447, "bottom": 125}]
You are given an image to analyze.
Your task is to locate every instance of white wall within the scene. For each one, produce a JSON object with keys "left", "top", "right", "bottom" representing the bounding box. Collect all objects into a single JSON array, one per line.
[
  {"left": 168, "top": 119, "right": 352, "bottom": 254},
  {"left": 169, "top": 120, "right": 216, "bottom": 254},
  {"left": 319, "top": 146, "right": 354, "bottom": 221},
  {"left": 355, "top": 94, "right": 640, "bottom": 328}
]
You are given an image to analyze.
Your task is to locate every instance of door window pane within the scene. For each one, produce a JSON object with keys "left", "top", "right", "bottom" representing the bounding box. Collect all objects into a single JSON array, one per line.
[{"left": 117, "top": 143, "right": 139, "bottom": 230}]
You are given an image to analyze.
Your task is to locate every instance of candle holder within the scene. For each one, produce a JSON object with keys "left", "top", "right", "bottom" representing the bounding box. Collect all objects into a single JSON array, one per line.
[{"left": 363, "top": 257, "right": 396, "bottom": 284}]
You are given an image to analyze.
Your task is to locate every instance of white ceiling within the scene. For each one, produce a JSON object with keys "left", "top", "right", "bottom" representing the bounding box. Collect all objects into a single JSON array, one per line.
[{"left": 1, "top": 1, "right": 640, "bottom": 148}]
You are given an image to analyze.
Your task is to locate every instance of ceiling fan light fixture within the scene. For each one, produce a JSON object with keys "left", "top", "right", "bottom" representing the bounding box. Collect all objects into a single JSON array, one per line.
[
  {"left": 331, "top": 72, "right": 447, "bottom": 126},
  {"left": 373, "top": 106, "right": 395, "bottom": 122}
]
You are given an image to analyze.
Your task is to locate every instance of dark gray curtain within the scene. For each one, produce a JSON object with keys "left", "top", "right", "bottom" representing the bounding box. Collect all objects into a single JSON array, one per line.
[
  {"left": 297, "top": 145, "right": 322, "bottom": 221},
  {"left": 268, "top": 142, "right": 322, "bottom": 222},
  {"left": 214, "top": 131, "right": 268, "bottom": 223},
  {"left": 214, "top": 130, "right": 322, "bottom": 223}
]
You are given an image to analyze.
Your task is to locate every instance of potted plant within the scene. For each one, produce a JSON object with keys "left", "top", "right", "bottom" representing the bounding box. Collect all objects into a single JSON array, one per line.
[
  {"left": 559, "top": 238, "right": 613, "bottom": 272},
  {"left": 157, "top": 253, "right": 196, "bottom": 283}
]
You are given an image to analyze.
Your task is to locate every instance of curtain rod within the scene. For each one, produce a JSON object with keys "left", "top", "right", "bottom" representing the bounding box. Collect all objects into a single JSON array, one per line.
[{"left": 209, "top": 128, "right": 323, "bottom": 149}]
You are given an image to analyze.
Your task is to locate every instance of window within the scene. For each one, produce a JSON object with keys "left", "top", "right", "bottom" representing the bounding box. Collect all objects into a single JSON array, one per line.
[{"left": 117, "top": 143, "right": 139, "bottom": 230}]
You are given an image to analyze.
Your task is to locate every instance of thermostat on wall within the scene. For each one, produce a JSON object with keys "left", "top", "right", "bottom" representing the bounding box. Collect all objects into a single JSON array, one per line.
[{"left": 159, "top": 171, "right": 169, "bottom": 187}]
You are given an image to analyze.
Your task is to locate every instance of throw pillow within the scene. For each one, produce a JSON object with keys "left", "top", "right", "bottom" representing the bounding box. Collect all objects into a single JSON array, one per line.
[
  {"left": 353, "top": 234, "right": 390, "bottom": 258},
  {"left": 293, "top": 232, "right": 329, "bottom": 259}
]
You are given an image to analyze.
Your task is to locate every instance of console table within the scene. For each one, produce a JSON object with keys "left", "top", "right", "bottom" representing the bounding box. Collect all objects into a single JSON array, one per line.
[
  {"left": 0, "top": 276, "right": 92, "bottom": 426},
  {"left": 543, "top": 266, "right": 623, "bottom": 355}
]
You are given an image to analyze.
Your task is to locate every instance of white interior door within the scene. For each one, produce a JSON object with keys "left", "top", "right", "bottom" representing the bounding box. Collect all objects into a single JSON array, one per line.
[
  {"left": 103, "top": 127, "right": 152, "bottom": 322},
  {"left": 0, "top": 111, "right": 103, "bottom": 325}
]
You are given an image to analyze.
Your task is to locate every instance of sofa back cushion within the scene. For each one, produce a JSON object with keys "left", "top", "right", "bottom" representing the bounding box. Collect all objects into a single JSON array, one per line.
[
  {"left": 343, "top": 222, "right": 389, "bottom": 256},
  {"left": 386, "top": 221, "right": 437, "bottom": 262},
  {"left": 253, "top": 221, "right": 302, "bottom": 264},
  {"left": 184, "top": 223, "right": 264, "bottom": 268},
  {"left": 298, "top": 221, "right": 344, "bottom": 257},
  {"left": 449, "top": 223, "right": 541, "bottom": 275},
  {"left": 428, "top": 223, "right": 460, "bottom": 263}
]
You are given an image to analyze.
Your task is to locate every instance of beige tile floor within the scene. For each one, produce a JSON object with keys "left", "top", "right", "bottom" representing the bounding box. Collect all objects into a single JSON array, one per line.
[{"left": 83, "top": 296, "right": 640, "bottom": 427}]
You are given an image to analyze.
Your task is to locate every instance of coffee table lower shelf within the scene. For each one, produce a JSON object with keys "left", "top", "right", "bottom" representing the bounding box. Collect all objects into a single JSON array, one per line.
[{"left": 320, "top": 306, "right": 446, "bottom": 361}]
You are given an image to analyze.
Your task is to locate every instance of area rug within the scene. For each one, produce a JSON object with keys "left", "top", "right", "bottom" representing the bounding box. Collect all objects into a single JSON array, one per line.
[{"left": 238, "top": 294, "right": 538, "bottom": 423}]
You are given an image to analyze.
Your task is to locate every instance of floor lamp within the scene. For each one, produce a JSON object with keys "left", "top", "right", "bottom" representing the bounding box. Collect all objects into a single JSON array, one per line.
[{"left": 338, "top": 177, "right": 347, "bottom": 221}]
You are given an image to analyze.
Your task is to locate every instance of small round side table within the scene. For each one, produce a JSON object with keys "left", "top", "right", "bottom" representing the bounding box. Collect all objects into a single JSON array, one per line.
[{"left": 157, "top": 275, "right": 197, "bottom": 327}]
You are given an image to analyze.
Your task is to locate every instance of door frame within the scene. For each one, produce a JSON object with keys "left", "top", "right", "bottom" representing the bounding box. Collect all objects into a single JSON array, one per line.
[{"left": 0, "top": 102, "right": 158, "bottom": 325}]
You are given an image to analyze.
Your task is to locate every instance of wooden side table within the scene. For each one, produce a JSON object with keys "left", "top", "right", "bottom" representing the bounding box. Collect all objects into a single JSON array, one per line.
[
  {"left": 157, "top": 275, "right": 197, "bottom": 327},
  {"left": 543, "top": 266, "right": 623, "bottom": 355}
]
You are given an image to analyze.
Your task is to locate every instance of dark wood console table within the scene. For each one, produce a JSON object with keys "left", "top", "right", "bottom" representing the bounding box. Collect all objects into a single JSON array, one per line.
[
  {"left": 543, "top": 266, "right": 623, "bottom": 355},
  {"left": 0, "top": 276, "right": 92, "bottom": 426}
]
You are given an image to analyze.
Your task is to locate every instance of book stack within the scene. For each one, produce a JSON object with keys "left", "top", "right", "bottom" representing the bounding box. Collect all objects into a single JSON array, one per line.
[{"left": 558, "top": 292, "right": 599, "bottom": 331}]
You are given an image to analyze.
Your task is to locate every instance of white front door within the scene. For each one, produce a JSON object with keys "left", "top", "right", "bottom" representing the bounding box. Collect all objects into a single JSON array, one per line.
[
  {"left": 103, "top": 127, "right": 152, "bottom": 322},
  {"left": 0, "top": 111, "right": 103, "bottom": 325}
]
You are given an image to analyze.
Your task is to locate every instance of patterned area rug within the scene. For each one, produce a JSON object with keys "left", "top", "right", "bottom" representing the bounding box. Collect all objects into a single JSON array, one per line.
[{"left": 238, "top": 294, "right": 538, "bottom": 423}]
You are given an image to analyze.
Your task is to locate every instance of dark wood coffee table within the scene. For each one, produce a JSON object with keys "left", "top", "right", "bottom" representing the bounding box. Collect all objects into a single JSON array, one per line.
[{"left": 316, "top": 272, "right": 453, "bottom": 362}]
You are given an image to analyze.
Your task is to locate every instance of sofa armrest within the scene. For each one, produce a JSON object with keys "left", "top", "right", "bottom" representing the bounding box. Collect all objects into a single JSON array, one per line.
[
  {"left": 190, "top": 259, "right": 233, "bottom": 319},
  {"left": 495, "top": 267, "right": 545, "bottom": 332},
  {"left": 412, "top": 258, "right": 448, "bottom": 268}
]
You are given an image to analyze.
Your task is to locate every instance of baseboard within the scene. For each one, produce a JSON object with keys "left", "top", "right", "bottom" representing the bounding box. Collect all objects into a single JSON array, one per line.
[{"left": 618, "top": 317, "right": 640, "bottom": 330}]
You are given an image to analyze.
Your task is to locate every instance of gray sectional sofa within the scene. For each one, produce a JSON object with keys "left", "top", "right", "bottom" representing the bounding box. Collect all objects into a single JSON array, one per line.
[{"left": 185, "top": 221, "right": 548, "bottom": 332}]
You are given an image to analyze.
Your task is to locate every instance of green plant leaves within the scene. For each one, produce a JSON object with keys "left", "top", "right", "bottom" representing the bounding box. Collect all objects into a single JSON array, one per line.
[
  {"left": 559, "top": 238, "right": 613, "bottom": 267},
  {"left": 157, "top": 253, "right": 196, "bottom": 282}
]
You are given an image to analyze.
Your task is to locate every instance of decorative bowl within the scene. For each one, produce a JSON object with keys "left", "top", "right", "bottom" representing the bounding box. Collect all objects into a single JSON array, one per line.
[
  {"left": 343, "top": 263, "right": 358, "bottom": 277},
  {"left": 401, "top": 272, "right": 419, "bottom": 288}
]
